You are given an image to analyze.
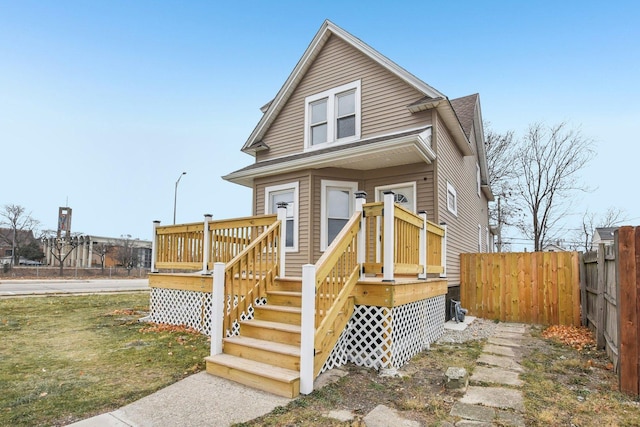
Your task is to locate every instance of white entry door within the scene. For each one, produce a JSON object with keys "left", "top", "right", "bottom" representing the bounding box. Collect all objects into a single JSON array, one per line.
[{"left": 375, "top": 182, "right": 416, "bottom": 212}]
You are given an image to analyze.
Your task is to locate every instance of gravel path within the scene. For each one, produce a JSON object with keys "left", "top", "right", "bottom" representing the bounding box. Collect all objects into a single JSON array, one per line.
[{"left": 436, "top": 318, "right": 499, "bottom": 344}]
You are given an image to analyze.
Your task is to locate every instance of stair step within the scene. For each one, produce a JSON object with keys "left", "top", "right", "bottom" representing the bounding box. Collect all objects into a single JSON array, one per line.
[
  {"left": 266, "top": 290, "right": 302, "bottom": 307},
  {"left": 224, "top": 336, "right": 300, "bottom": 371},
  {"left": 254, "top": 304, "right": 301, "bottom": 325},
  {"left": 206, "top": 353, "right": 300, "bottom": 398},
  {"left": 269, "top": 277, "right": 302, "bottom": 292},
  {"left": 240, "top": 319, "right": 301, "bottom": 345}
]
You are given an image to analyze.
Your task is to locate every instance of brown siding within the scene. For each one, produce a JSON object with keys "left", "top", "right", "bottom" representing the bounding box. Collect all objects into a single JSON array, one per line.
[
  {"left": 434, "top": 111, "right": 490, "bottom": 287},
  {"left": 257, "top": 35, "right": 432, "bottom": 162}
]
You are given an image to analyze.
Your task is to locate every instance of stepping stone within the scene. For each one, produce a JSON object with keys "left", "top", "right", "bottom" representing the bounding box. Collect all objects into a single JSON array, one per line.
[
  {"left": 460, "top": 386, "right": 525, "bottom": 412},
  {"left": 493, "top": 331, "right": 525, "bottom": 340},
  {"left": 450, "top": 402, "right": 495, "bottom": 422},
  {"left": 483, "top": 344, "right": 516, "bottom": 358},
  {"left": 445, "top": 367, "right": 469, "bottom": 390},
  {"left": 363, "top": 404, "right": 421, "bottom": 427},
  {"left": 496, "top": 409, "right": 526, "bottom": 427},
  {"left": 470, "top": 365, "right": 523, "bottom": 387},
  {"left": 496, "top": 323, "right": 527, "bottom": 334},
  {"left": 488, "top": 337, "right": 522, "bottom": 348},
  {"left": 478, "top": 354, "right": 524, "bottom": 372}
]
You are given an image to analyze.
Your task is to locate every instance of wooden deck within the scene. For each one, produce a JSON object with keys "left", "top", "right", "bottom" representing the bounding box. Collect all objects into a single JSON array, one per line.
[{"left": 149, "top": 272, "right": 446, "bottom": 308}]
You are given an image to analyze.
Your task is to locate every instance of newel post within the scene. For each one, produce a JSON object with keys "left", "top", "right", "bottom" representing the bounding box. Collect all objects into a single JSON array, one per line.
[
  {"left": 300, "top": 263, "right": 316, "bottom": 395},
  {"left": 202, "top": 214, "right": 213, "bottom": 274},
  {"left": 440, "top": 222, "right": 448, "bottom": 278},
  {"left": 383, "top": 191, "right": 395, "bottom": 282},
  {"left": 355, "top": 191, "right": 367, "bottom": 280},
  {"left": 211, "top": 262, "right": 225, "bottom": 356},
  {"left": 277, "top": 202, "right": 288, "bottom": 277},
  {"left": 151, "top": 220, "right": 160, "bottom": 273},
  {"left": 418, "top": 211, "right": 427, "bottom": 279}
]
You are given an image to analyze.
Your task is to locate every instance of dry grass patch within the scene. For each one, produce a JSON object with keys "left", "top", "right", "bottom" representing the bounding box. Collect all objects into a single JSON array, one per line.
[{"left": 0, "top": 293, "right": 210, "bottom": 426}]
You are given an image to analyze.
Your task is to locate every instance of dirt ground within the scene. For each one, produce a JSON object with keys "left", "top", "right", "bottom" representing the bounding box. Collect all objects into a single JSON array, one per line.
[{"left": 241, "top": 325, "right": 640, "bottom": 427}]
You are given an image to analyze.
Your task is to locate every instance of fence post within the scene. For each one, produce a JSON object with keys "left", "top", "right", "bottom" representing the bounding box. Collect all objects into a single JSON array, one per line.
[
  {"left": 211, "top": 262, "right": 225, "bottom": 356},
  {"left": 300, "top": 264, "right": 316, "bottom": 395},
  {"left": 596, "top": 243, "right": 606, "bottom": 349},
  {"left": 355, "top": 191, "right": 367, "bottom": 280},
  {"left": 418, "top": 211, "right": 427, "bottom": 279},
  {"left": 202, "top": 214, "right": 213, "bottom": 274},
  {"left": 440, "top": 223, "right": 448, "bottom": 278},
  {"left": 579, "top": 252, "right": 587, "bottom": 326},
  {"left": 151, "top": 220, "right": 160, "bottom": 273},
  {"left": 383, "top": 191, "right": 395, "bottom": 282},
  {"left": 277, "top": 202, "right": 288, "bottom": 277}
]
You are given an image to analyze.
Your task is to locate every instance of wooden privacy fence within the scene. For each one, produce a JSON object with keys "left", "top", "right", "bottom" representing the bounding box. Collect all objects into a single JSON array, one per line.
[
  {"left": 460, "top": 251, "right": 581, "bottom": 326},
  {"left": 581, "top": 245, "right": 618, "bottom": 370}
]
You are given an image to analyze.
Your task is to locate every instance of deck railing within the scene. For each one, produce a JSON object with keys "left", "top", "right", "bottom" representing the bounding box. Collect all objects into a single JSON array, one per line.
[{"left": 152, "top": 214, "right": 278, "bottom": 273}]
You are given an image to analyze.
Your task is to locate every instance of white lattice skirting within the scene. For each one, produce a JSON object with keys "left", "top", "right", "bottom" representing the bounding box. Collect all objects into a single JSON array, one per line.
[
  {"left": 146, "top": 289, "right": 445, "bottom": 373},
  {"left": 322, "top": 295, "right": 446, "bottom": 373},
  {"left": 146, "top": 288, "right": 213, "bottom": 335}
]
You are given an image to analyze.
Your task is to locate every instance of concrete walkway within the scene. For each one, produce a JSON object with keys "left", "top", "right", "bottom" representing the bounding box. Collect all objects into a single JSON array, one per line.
[{"left": 450, "top": 323, "right": 528, "bottom": 427}]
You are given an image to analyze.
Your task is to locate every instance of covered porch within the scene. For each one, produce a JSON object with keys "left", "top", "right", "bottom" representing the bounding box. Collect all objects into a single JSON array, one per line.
[{"left": 146, "top": 192, "right": 448, "bottom": 397}]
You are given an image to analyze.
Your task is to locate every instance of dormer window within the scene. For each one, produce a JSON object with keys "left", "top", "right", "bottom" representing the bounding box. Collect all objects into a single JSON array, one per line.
[{"left": 305, "top": 80, "right": 361, "bottom": 149}]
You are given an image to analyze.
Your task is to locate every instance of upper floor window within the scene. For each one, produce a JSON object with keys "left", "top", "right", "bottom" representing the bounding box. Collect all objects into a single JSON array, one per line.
[
  {"left": 446, "top": 181, "right": 458, "bottom": 216},
  {"left": 305, "top": 80, "right": 361, "bottom": 149}
]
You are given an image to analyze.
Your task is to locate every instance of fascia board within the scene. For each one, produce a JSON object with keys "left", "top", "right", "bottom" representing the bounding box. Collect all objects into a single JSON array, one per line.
[{"left": 225, "top": 130, "right": 435, "bottom": 187}]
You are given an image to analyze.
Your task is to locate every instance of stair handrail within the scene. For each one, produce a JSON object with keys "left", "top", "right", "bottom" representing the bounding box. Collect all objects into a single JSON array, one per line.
[
  {"left": 300, "top": 195, "right": 364, "bottom": 394},
  {"left": 210, "top": 220, "right": 281, "bottom": 353}
]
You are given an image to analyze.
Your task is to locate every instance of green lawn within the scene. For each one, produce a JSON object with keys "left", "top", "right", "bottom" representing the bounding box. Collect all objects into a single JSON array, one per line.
[{"left": 0, "top": 293, "right": 210, "bottom": 426}]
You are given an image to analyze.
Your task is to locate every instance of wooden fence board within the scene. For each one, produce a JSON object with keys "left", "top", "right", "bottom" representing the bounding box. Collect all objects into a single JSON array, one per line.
[
  {"left": 460, "top": 251, "right": 580, "bottom": 326},
  {"left": 618, "top": 226, "right": 640, "bottom": 395}
]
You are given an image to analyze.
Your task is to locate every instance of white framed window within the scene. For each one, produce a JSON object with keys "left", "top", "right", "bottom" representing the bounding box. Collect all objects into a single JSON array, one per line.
[
  {"left": 320, "top": 180, "right": 358, "bottom": 251},
  {"left": 264, "top": 182, "right": 299, "bottom": 252},
  {"left": 478, "top": 224, "right": 482, "bottom": 252},
  {"left": 485, "top": 227, "right": 490, "bottom": 253},
  {"left": 375, "top": 182, "right": 417, "bottom": 212},
  {"left": 446, "top": 181, "right": 458, "bottom": 216},
  {"left": 476, "top": 163, "right": 481, "bottom": 196},
  {"left": 304, "top": 80, "right": 361, "bottom": 150}
]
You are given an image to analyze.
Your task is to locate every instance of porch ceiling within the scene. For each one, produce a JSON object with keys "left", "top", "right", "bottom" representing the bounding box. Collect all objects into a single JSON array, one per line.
[{"left": 224, "top": 127, "right": 435, "bottom": 187}]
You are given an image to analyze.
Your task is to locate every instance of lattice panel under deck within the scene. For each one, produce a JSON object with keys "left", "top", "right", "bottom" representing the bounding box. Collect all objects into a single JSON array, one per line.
[
  {"left": 147, "top": 288, "right": 212, "bottom": 335},
  {"left": 321, "top": 295, "right": 446, "bottom": 373}
]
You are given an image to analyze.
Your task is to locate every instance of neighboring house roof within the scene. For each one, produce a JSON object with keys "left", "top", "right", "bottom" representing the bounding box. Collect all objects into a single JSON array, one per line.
[
  {"left": 240, "top": 20, "right": 472, "bottom": 159},
  {"left": 542, "top": 243, "right": 566, "bottom": 252},
  {"left": 0, "top": 228, "right": 36, "bottom": 246},
  {"left": 594, "top": 227, "right": 618, "bottom": 244}
]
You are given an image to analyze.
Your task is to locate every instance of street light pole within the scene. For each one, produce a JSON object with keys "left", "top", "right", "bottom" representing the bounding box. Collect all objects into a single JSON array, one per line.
[{"left": 173, "top": 172, "right": 187, "bottom": 224}]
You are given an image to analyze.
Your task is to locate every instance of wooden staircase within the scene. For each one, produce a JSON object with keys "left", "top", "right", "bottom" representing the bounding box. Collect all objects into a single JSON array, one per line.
[{"left": 205, "top": 277, "right": 304, "bottom": 398}]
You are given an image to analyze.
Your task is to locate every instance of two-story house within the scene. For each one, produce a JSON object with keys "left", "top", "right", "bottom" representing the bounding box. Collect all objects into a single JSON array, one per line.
[{"left": 223, "top": 20, "right": 493, "bottom": 296}]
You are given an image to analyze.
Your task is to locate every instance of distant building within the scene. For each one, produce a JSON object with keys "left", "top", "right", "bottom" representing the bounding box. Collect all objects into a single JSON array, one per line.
[
  {"left": 542, "top": 242, "right": 567, "bottom": 252},
  {"left": 593, "top": 227, "right": 618, "bottom": 248},
  {"left": 0, "top": 228, "right": 39, "bottom": 265},
  {"left": 41, "top": 235, "right": 152, "bottom": 269}
]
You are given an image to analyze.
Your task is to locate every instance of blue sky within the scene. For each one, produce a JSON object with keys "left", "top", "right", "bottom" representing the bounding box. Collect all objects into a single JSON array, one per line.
[{"left": 1, "top": 1, "right": 638, "bottom": 246}]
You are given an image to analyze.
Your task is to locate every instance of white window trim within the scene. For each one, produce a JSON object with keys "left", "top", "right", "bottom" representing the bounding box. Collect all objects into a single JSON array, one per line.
[
  {"left": 304, "top": 80, "right": 361, "bottom": 151},
  {"left": 264, "top": 182, "right": 299, "bottom": 252},
  {"left": 478, "top": 224, "right": 482, "bottom": 252},
  {"left": 320, "top": 180, "right": 359, "bottom": 251},
  {"left": 446, "top": 181, "right": 458, "bottom": 216},
  {"left": 485, "top": 226, "right": 490, "bottom": 253},
  {"left": 374, "top": 181, "right": 417, "bottom": 212}
]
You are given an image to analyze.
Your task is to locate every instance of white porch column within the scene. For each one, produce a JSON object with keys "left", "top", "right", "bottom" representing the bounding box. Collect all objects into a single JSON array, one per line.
[
  {"left": 211, "top": 262, "right": 225, "bottom": 356},
  {"left": 277, "top": 202, "right": 288, "bottom": 277},
  {"left": 355, "top": 191, "right": 367, "bottom": 280},
  {"left": 202, "top": 214, "right": 212, "bottom": 274},
  {"left": 418, "top": 211, "right": 427, "bottom": 280},
  {"left": 151, "top": 220, "right": 160, "bottom": 273},
  {"left": 300, "top": 263, "right": 316, "bottom": 395},
  {"left": 440, "top": 222, "right": 448, "bottom": 278},
  {"left": 382, "top": 191, "right": 395, "bottom": 282}
]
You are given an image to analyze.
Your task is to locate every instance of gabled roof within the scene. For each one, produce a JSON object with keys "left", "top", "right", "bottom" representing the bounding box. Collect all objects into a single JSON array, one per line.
[
  {"left": 450, "top": 94, "right": 478, "bottom": 138},
  {"left": 242, "top": 19, "right": 448, "bottom": 155},
  {"left": 595, "top": 227, "right": 618, "bottom": 242}
]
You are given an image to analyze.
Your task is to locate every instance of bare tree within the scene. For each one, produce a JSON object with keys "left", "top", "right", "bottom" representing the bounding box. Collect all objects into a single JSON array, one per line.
[
  {"left": 0, "top": 204, "right": 41, "bottom": 267},
  {"left": 46, "top": 236, "right": 81, "bottom": 276},
  {"left": 91, "top": 241, "right": 112, "bottom": 274},
  {"left": 484, "top": 126, "right": 521, "bottom": 251},
  {"left": 575, "top": 207, "right": 627, "bottom": 251},
  {"left": 515, "top": 122, "right": 595, "bottom": 251},
  {"left": 113, "top": 235, "right": 138, "bottom": 276}
]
